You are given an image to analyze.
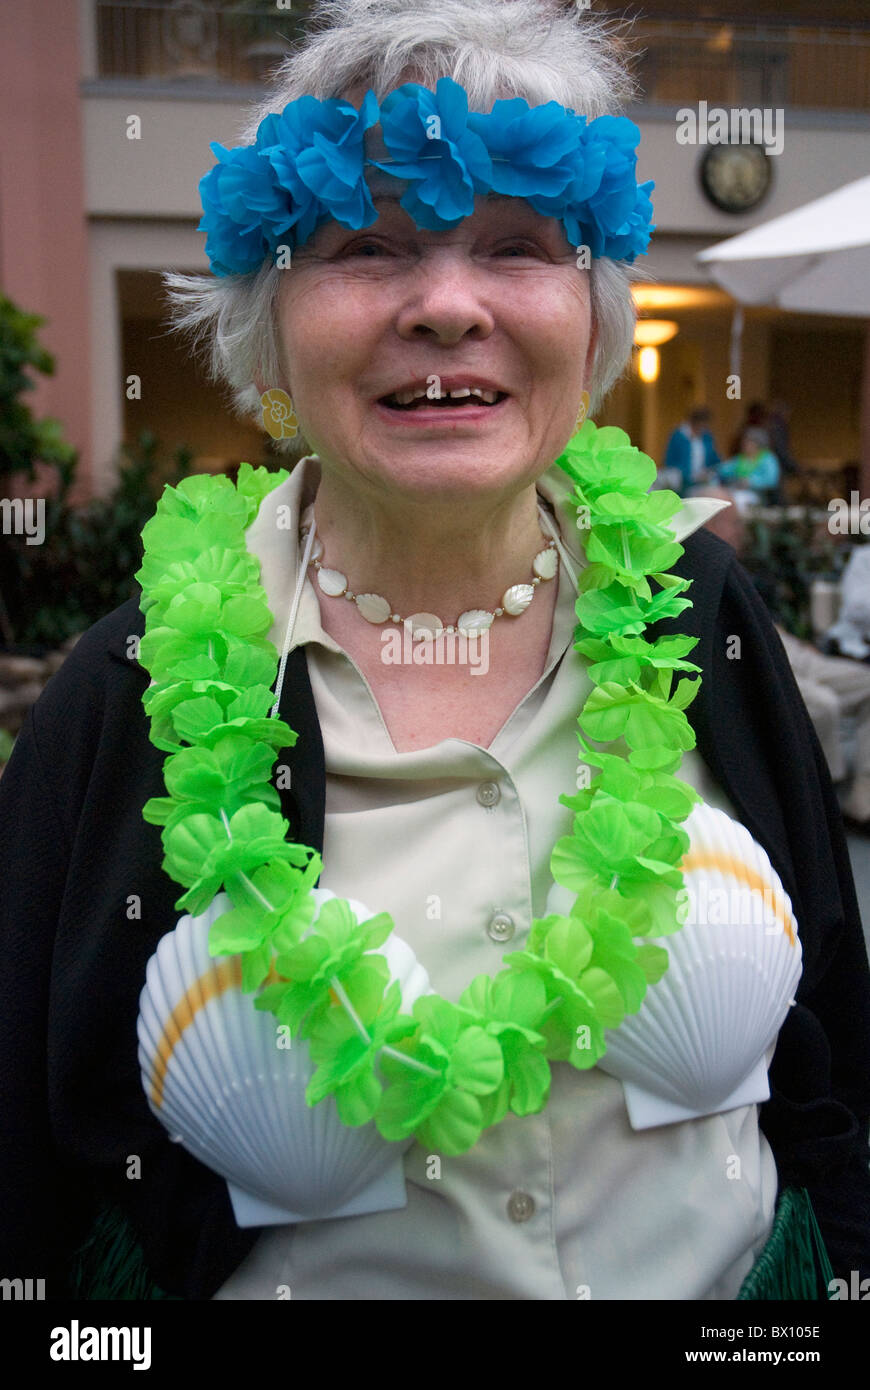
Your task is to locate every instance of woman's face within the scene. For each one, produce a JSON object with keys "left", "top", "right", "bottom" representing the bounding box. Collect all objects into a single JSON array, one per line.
[{"left": 271, "top": 195, "right": 596, "bottom": 506}]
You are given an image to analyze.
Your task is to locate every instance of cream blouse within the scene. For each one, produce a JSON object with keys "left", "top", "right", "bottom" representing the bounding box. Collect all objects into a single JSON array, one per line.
[{"left": 213, "top": 456, "right": 778, "bottom": 1301}]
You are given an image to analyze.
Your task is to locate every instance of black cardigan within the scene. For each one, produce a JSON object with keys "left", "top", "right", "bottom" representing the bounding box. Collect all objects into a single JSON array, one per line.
[{"left": 1, "top": 526, "right": 868, "bottom": 1299}]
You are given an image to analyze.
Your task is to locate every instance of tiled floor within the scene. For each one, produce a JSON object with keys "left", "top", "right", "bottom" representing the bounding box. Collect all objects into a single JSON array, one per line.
[{"left": 846, "top": 832, "right": 870, "bottom": 959}]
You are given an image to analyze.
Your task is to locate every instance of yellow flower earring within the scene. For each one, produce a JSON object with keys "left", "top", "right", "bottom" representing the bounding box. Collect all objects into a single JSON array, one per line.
[
  {"left": 573, "top": 390, "right": 591, "bottom": 433},
  {"left": 260, "top": 388, "right": 299, "bottom": 440}
]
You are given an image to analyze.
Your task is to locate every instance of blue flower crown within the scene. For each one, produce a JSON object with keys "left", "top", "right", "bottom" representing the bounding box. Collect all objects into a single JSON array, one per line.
[{"left": 198, "top": 77, "right": 654, "bottom": 277}]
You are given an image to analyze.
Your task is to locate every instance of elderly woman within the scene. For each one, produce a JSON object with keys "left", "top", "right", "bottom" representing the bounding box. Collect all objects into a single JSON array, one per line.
[{"left": 1, "top": 0, "right": 868, "bottom": 1304}]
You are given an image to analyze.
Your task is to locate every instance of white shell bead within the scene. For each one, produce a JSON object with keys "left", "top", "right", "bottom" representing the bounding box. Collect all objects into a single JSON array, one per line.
[
  {"left": 317, "top": 567, "right": 347, "bottom": 597},
  {"left": 355, "top": 592, "right": 391, "bottom": 624},
  {"left": 533, "top": 547, "right": 558, "bottom": 580},
  {"left": 407, "top": 612, "right": 443, "bottom": 637},
  {"left": 502, "top": 583, "right": 534, "bottom": 616},
  {"left": 309, "top": 537, "right": 323, "bottom": 561},
  {"left": 457, "top": 609, "right": 494, "bottom": 635}
]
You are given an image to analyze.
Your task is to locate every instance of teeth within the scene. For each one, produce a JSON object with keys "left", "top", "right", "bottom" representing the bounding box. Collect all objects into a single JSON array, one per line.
[{"left": 387, "top": 384, "right": 503, "bottom": 405}]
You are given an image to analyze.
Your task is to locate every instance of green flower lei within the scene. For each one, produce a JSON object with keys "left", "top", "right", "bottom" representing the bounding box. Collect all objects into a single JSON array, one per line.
[{"left": 136, "top": 420, "right": 702, "bottom": 1157}]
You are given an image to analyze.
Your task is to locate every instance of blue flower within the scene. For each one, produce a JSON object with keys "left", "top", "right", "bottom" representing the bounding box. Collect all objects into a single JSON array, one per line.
[
  {"left": 466, "top": 97, "right": 586, "bottom": 199},
  {"left": 523, "top": 122, "right": 604, "bottom": 217},
  {"left": 258, "top": 91, "right": 380, "bottom": 239},
  {"left": 375, "top": 77, "right": 492, "bottom": 229},
  {"left": 597, "top": 178, "right": 655, "bottom": 262},
  {"left": 572, "top": 117, "right": 654, "bottom": 262},
  {"left": 196, "top": 84, "right": 655, "bottom": 276},
  {"left": 522, "top": 114, "right": 654, "bottom": 263},
  {"left": 198, "top": 142, "right": 295, "bottom": 277}
]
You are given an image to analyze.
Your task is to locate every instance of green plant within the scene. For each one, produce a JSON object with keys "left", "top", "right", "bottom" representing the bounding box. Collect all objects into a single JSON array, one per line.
[
  {"left": 0, "top": 293, "right": 78, "bottom": 493},
  {"left": 0, "top": 432, "right": 196, "bottom": 649},
  {"left": 740, "top": 508, "right": 845, "bottom": 640},
  {"left": 0, "top": 291, "right": 79, "bottom": 646}
]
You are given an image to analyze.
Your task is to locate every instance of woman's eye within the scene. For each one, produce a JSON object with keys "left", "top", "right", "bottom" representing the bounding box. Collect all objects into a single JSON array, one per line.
[
  {"left": 495, "top": 242, "right": 544, "bottom": 259},
  {"left": 344, "top": 240, "right": 389, "bottom": 257}
]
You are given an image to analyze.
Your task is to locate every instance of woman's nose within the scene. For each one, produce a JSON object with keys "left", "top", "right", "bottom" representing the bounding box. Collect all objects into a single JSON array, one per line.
[{"left": 394, "top": 255, "right": 496, "bottom": 345}]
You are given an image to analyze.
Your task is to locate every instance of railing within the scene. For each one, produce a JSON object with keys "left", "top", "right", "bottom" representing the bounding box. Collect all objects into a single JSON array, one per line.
[
  {"left": 94, "top": 0, "right": 315, "bottom": 85},
  {"left": 92, "top": 4, "right": 870, "bottom": 113},
  {"left": 628, "top": 22, "right": 870, "bottom": 113}
]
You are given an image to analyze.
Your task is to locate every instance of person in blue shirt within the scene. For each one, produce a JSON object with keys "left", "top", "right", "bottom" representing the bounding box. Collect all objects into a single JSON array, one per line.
[
  {"left": 717, "top": 426, "right": 781, "bottom": 501},
  {"left": 663, "top": 407, "right": 721, "bottom": 495}
]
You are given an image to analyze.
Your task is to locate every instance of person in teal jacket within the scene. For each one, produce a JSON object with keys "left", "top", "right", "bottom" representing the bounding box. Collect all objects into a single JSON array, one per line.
[
  {"left": 717, "top": 426, "right": 781, "bottom": 499},
  {"left": 663, "top": 406, "right": 721, "bottom": 495}
]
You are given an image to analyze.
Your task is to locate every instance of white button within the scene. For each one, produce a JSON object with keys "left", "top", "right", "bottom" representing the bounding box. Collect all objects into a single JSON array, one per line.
[
  {"left": 487, "top": 912, "right": 515, "bottom": 943},
  {"left": 507, "top": 1191, "right": 535, "bottom": 1223},
  {"left": 477, "top": 781, "right": 501, "bottom": 807}
]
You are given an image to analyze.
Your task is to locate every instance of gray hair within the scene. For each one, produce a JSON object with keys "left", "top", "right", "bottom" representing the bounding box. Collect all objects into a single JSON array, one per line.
[{"left": 162, "top": 0, "right": 641, "bottom": 454}]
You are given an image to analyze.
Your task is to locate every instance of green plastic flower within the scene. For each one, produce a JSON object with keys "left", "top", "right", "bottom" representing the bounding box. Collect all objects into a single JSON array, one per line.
[
  {"left": 557, "top": 421, "right": 658, "bottom": 496},
  {"left": 584, "top": 527, "right": 684, "bottom": 592},
  {"left": 136, "top": 513, "right": 247, "bottom": 594},
  {"left": 376, "top": 996, "right": 504, "bottom": 1155},
  {"left": 144, "top": 545, "right": 263, "bottom": 615},
  {"left": 235, "top": 461, "right": 290, "bottom": 527},
  {"left": 210, "top": 853, "right": 322, "bottom": 954},
  {"left": 159, "top": 581, "right": 274, "bottom": 644},
  {"left": 503, "top": 915, "right": 616, "bottom": 1067},
  {"left": 164, "top": 802, "right": 311, "bottom": 915},
  {"left": 574, "top": 584, "right": 648, "bottom": 639},
  {"left": 458, "top": 971, "right": 551, "bottom": 1126},
  {"left": 573, "top": 633, "right": 700, "bottom": 688},
  {"left": 143, "top": 732, "right": 288, "bottom": 830},
  {"left": 138, "top": 627, "right": 277, "bottom": 686},
  {"left": 148, "top": 687, "right": 295, "bottom": 756},
  {"left": 305, "top": 977, "right": 418, "bottom": 1126},
  {"left": 552, "top": 793, "right": 666, "bottom": 893},
  {"left": 255, "top": 897, "right": 395, "bottom": 1037},
  {"left": 580, "top": 679, "right": 697, "bottom": 751},
  {"left": 142, "top": 641, "right": 281, "bottom": 731}
]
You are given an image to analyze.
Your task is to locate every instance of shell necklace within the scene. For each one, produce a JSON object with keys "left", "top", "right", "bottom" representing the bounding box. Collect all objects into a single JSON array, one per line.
[
  {"left": 136, "top": 420, "right": 702, "bottom": 1158},
  {"left": 301, "top": 502, "right": 559, "bottom": 639}
]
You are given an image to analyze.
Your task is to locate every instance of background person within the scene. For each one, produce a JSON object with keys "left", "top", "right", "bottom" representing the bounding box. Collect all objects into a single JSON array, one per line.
[
  {"left": 775, "top": 625, "right": 870, "bottom": 828},
  {"left": 826, "top": 543, "right": 870, "bottom": 660},
  {"left": 663, "top": 406, "right": 721, "bottom": 496},
  {"left": 717, "top": 425, "right": 780, "bottom": 502}
]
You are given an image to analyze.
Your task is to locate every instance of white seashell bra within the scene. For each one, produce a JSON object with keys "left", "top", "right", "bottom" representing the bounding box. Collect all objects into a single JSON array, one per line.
[
  {"left": 585, "top": 800, "right": 802, "bottom": 1128},
  {"left": 137, "top": 805, "right": 801, "bottom": 1225}
]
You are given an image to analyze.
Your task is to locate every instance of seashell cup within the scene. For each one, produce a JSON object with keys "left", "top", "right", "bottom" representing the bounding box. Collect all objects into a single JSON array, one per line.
[
  {"left": 547, "top": 802, "right": 803, "bottom": 1129},
  {"left": 137, "top": 888, "right": 432, "bottom": 1227}
]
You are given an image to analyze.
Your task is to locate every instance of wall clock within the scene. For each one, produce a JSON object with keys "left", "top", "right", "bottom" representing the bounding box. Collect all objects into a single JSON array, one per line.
[{"left": 699, "top": 144, "right": 773, "bottom": 213}]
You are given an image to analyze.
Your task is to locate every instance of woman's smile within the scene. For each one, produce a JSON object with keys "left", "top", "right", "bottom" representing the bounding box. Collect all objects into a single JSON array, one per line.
[
  {"left": 271, "top": 196, "right": 594, "bottom": 499},
  {"left": 373, "top": 374, "right": 512, "bottom": 431}
]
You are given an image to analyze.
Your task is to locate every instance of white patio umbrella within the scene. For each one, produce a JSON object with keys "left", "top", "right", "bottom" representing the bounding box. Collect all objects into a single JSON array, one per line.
[{"left": 697, "top": 174, "right": 870, "bottom": 316}]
